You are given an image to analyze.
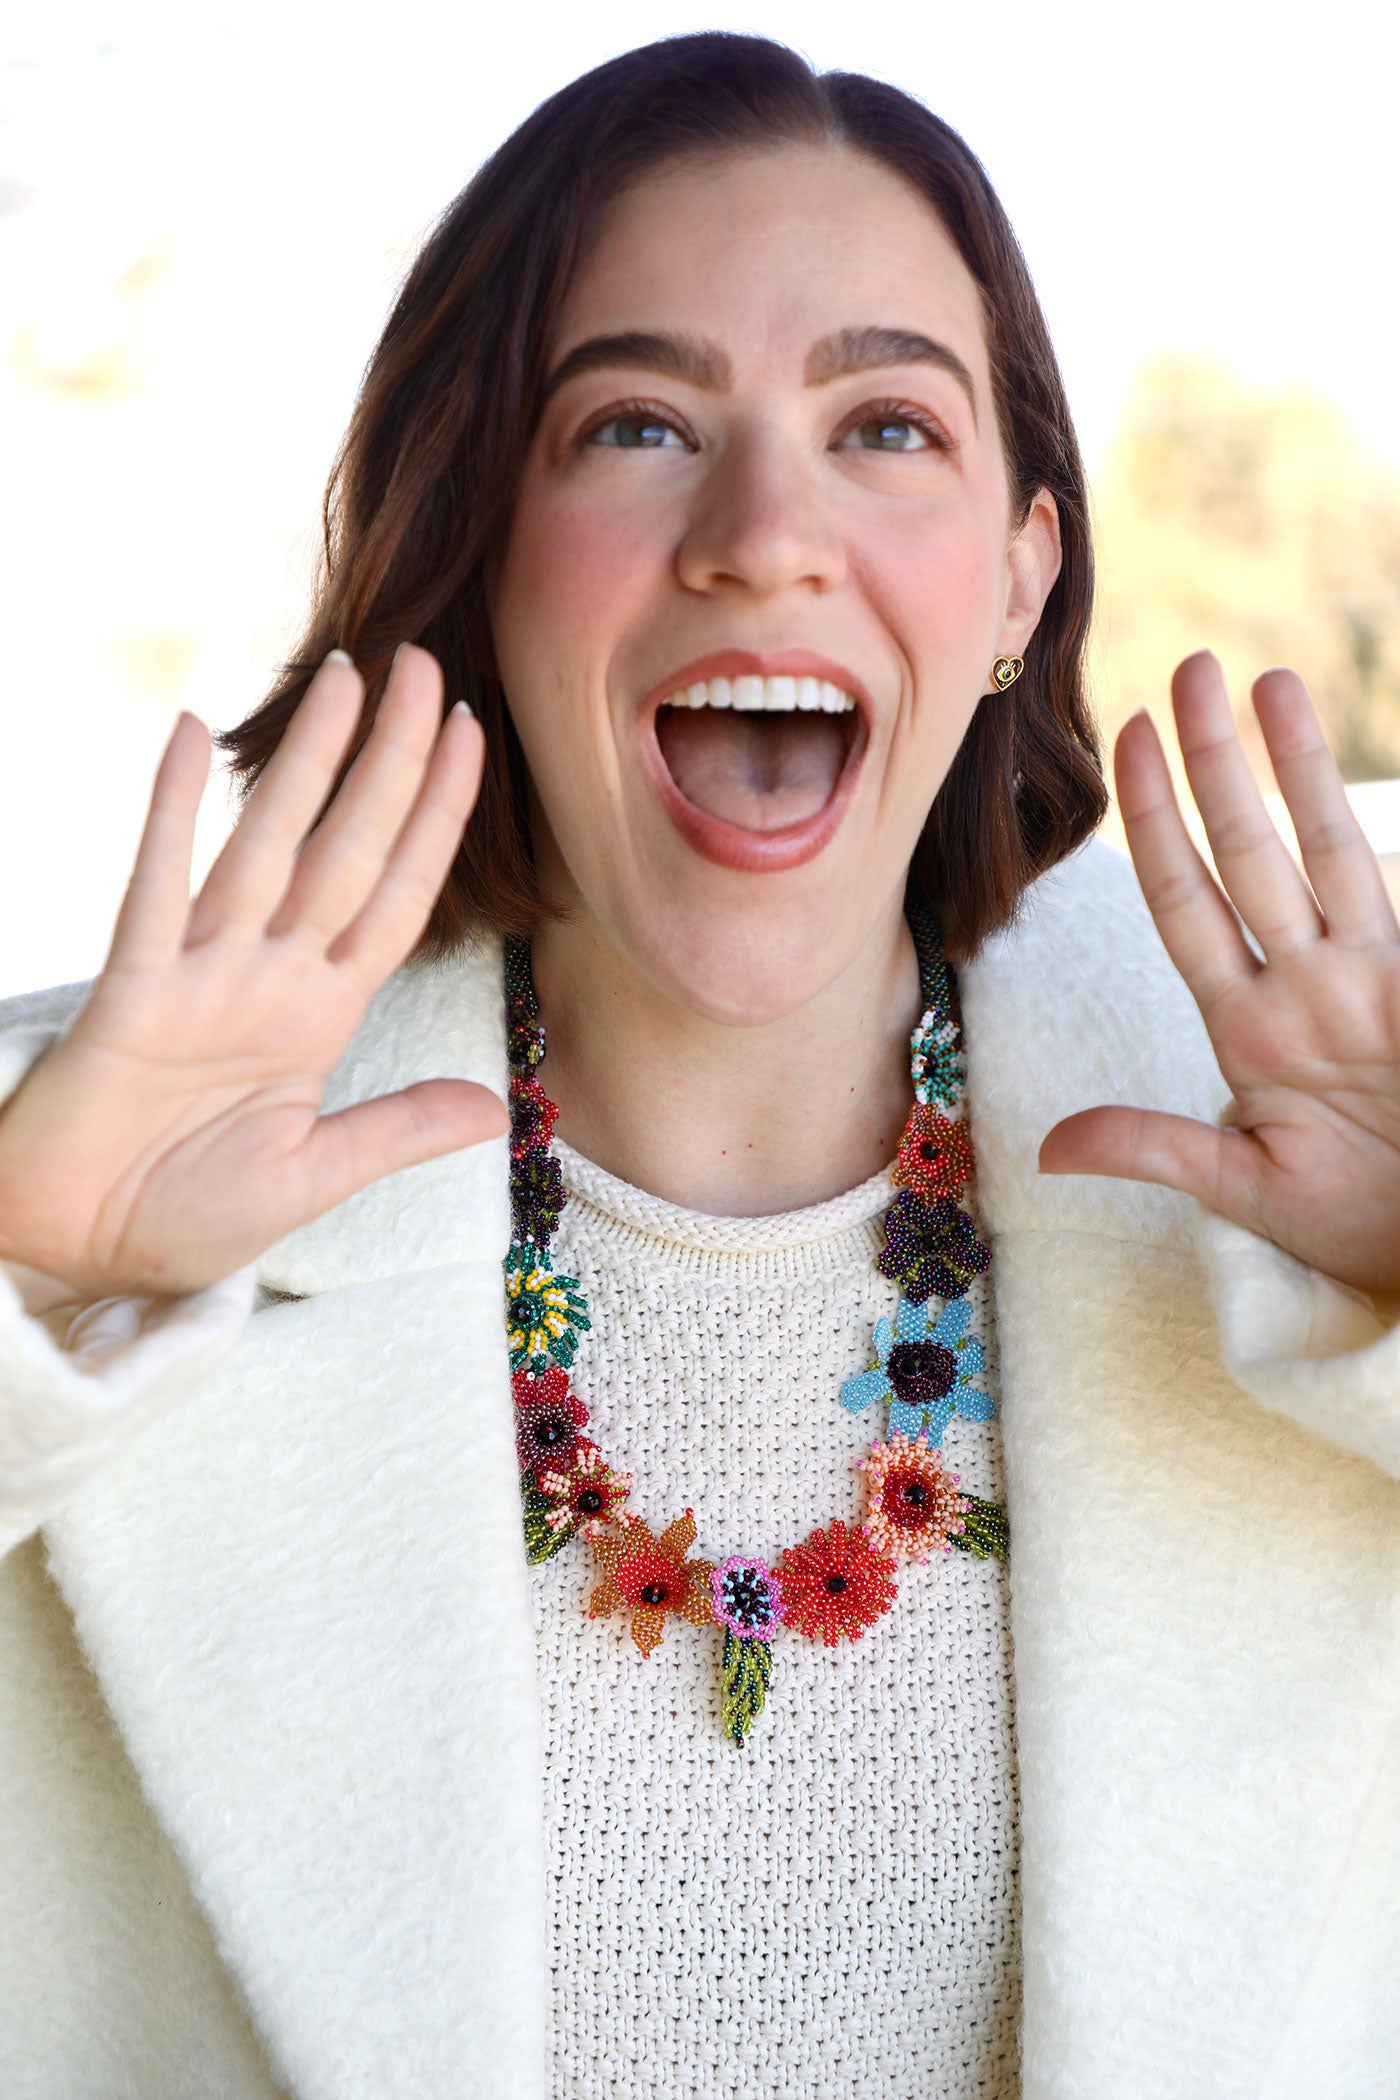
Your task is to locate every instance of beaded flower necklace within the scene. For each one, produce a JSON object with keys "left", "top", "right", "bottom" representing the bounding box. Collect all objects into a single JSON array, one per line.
[{"left": 504, "top": 904, "right": 1008, "bottom": 1748}]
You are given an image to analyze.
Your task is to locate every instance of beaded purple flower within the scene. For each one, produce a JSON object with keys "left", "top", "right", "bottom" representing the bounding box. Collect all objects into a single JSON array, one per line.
[{"left": 877, "top": 1191, "right": 990, "bottom": 1304}]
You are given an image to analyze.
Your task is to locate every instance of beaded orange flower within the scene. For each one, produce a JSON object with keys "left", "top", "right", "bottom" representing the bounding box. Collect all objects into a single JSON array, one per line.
[
  {"left": 858, "top": 1435, "right": 968, "bottom": 1562},
  {"left": 893, "top": 1106, "right": 974, "bottom": 1203},
  {"left": 775, "top": 1520, "right": 899, "bottom": 1648},
  {"left": 588, "top": 1508, "right": 718, "bottom": 1658}
]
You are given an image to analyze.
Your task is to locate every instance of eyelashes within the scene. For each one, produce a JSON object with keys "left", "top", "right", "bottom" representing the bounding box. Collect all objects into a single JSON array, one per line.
[
  {"left": 832, "top": 399, "right": 954, "bottom": 453},
  {"left": 572, "top": 394, "right": 957, "bottom": 455},
  {"left": 575, "top": 398, "right": 695, "bottom": 450}
]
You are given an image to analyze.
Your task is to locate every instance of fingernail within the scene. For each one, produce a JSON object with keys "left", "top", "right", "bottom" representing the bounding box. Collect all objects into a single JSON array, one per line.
[
  {"left": 449, "top": 699, "right": 474, "bottom": 720},
  {"left": 324, "top": 648, "right": 353, "bottom": 667}
]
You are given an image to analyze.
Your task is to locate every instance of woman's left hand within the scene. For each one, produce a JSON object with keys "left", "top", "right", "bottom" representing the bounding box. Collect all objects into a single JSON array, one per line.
[{"left": 1039, "top": 649, "right": 1400, "bottom": 1293}]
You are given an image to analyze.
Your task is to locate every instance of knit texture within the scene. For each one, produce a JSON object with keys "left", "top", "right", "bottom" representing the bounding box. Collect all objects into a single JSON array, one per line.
[{"left": 529, "top": 1138, "right": 1019, "bottom": 2100}]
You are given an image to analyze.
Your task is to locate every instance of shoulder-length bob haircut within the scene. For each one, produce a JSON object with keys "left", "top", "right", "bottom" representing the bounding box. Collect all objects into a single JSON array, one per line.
[{"left": 217, "top": 31, "right": 1106, "bottom": 962}]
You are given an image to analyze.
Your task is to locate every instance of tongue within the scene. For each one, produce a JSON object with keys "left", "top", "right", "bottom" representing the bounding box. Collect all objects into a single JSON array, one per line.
[{"left": 655, "top": 710, "right": 848, "bottom": 832}]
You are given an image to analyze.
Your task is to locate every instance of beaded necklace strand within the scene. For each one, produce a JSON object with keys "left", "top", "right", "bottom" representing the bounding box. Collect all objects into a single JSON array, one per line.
[{"left": 504, "top": 905, "right": 1009, "bottom": 1748}]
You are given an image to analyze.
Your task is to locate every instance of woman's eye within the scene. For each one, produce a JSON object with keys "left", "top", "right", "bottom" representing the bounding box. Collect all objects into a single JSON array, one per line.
[
  {"left": 839, "top": 415, "right": 939, "bottom": 453},
  {"left": 839, "top": 415, "right": 948, "bottom": 453},
  {"left": 586, "top": 413, "right": 685, "bottom": 449}
]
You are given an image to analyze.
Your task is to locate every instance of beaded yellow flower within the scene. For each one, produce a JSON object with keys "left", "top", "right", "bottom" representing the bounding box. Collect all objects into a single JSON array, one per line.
[{"left": 504, "top": 1249, "right": 591, "bottom": 1370}]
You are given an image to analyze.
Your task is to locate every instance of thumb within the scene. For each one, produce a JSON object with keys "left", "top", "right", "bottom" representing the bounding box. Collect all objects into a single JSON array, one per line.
[
  {"left": 1039, "top": 1104, "right": 1256, "bottom": 1222},
  {"left": 301, "top": 1079, "right": 509, "bottom": 1220}
]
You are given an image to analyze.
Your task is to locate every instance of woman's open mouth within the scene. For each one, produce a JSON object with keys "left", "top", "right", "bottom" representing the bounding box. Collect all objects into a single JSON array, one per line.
[{"left": 642, "top": 659, "right": 869, "bottom": 873}]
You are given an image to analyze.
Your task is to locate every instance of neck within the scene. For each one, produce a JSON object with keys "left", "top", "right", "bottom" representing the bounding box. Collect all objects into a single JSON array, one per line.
[{"left": 529, "top": 900, "right": 921, "bottom": 1217}]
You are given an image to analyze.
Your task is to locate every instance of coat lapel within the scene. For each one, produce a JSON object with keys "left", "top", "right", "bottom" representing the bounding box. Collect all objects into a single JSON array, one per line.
[
  {"left": 41, "top": 939, "right": 553, "bottom": 2100},
  {"left": 961, "top": 843, "right": 1400, "bottom": 2097}
]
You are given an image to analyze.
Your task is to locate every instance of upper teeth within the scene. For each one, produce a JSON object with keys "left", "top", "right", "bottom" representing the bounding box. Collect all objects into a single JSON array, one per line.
[{"left": 665, "top": 675, "right": 856, "bottom": 713}]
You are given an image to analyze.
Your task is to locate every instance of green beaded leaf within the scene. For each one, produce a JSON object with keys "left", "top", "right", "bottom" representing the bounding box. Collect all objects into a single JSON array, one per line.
[
  {"left": 952, "top": 1495, "right": 1010, "bottom": 1563},
  {"left": 522, "top": 1482, "right": 577, "bottom": 1565},
  {"left": 720, "top": 1628, "right": 774, "bottom": 1747}
]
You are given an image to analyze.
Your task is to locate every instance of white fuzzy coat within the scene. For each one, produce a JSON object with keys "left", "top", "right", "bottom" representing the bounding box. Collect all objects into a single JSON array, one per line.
[{"left": 1, "top": 838, "right": 1397, "bottom": 2100}]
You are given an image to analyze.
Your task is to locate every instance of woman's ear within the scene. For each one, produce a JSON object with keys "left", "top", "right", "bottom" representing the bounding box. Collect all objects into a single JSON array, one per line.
[{"left": 999, "top": 487, "right": 1062, "bottom": 654}]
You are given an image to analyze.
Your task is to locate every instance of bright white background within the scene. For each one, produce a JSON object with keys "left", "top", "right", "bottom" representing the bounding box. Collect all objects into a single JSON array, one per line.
[{"left": 2, "top": 0, "right": 1396, "bottom": 996}]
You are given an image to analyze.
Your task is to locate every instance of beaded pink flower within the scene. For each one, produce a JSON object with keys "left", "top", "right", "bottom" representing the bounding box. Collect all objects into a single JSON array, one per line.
[
  {"left": 858, "top": 1434, "right": 968, "bottom": 1563},
  {"left": 710, "top": 1554, "right": 785, "bottom": 1642},
  {"left": 537, "top": 1445, "right": 634, "bottom": 1540}
]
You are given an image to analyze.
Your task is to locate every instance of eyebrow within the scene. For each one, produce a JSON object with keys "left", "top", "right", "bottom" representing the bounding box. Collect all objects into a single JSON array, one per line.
[
  {"left": 541, "top": 324, "right": 979, "bottom": 427},
  {"left": 805, "top": 325, "right": 979, "bottom": 429},
  {"left": 541, "top": 331, "right": 731, "bottom": 400}
]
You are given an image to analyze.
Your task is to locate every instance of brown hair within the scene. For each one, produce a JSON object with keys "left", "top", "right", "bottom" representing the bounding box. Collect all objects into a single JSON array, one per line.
[{"left": 216, "top": 32, "right": 1105, "bottom": 961}]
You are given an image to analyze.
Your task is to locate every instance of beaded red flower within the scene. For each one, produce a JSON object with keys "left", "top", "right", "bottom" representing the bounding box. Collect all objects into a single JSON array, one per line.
[
  {"left": 512, "top": 1364, "right": 590, "bottom": 1480},
  {"left": 537, "top": 1445, "right": 633, "bottom": 1541},
  {"left": 775, "top": 1519, "right": 899, "bottom": 1647},
  {"left": 893, "top": 1106, "right": 973, "bottom": 1203},
  {"left": 588, "top": 1509, "right": 717, "bottom": 1658},
  {"left": 857, "top": 1435, "right": 968, "bottom": 1563},
  {"left": 509, "top": 1073, "right": 559, "bottom": 1157}
]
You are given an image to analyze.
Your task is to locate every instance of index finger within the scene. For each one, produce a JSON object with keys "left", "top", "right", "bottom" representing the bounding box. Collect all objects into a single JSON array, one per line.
[{"left": 104, "top": 711, "right": 212, "bottom": 971}]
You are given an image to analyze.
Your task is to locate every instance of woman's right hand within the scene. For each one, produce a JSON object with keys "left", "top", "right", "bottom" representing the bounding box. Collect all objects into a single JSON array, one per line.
[{"left": 0, "top": 644, "right": 507, "bottom": 1302}]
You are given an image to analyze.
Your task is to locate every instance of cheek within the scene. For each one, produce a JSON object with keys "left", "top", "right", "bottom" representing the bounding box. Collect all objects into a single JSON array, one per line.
[
  {"left": 872, "top": 503, "right": 1005, "bottom": 669},
  {"left": 494, "top": 474, "right": 670, "bottom": 675}
]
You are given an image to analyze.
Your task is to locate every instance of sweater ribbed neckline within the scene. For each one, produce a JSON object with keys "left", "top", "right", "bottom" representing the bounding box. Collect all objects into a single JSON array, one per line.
[{"left": 553, "top": 1137, "right": 898, "bottom": 1255}]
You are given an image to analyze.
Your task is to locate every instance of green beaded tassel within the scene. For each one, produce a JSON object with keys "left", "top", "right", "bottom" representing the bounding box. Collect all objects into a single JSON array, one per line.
[
  {"left": 953, "top": 1494, "right": 1010, "bottom": 1562},
  {"left": 720, "top": 1629, "right": 775, "bottom": 1748}
]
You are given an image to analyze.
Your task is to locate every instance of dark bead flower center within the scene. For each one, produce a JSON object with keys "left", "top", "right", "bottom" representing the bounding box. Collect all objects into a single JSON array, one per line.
[
  {"left": 825, "top": 1573, "right": 848, "bottom": 1594},
  {"left": 641, "top": 1582, "right": 669, "bottom": 1606},
  {"left": 887, "top": 1340, "right": 957, "bottom": 1406},
  {"left": 722, "top": 1569, "right": 774, "bottom": 1630},
  {"left": 536, "top": 1417, "right": 568, "bottom": 1446},
  {"left": 886, "top": 1472, "right": 934, "bottom": 1528},
  {"left": 577, "top": 1488, "right": 603, "bottom": 1513},
  {"left": 514, "top": 1287, "right": 552, "bottom": 1327},
  {"left": 918, "top": 1140, "right": 941, "bottom": 1163}
]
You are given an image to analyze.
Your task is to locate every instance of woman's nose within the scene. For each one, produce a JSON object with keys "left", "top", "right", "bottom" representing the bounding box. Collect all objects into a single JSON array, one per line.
[{"left": 674, "top": 428, "right": 847, "bottom": 598}]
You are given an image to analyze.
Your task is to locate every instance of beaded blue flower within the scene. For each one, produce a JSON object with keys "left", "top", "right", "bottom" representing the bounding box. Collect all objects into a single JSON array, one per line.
[{"left": 840, "top": 1292, "right": 991, "bottom": 1447}]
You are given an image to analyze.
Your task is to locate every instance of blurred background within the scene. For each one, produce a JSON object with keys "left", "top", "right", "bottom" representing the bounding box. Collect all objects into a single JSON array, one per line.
[{"left": 3, "top": 0, "right": 1399, "bottom": 997}]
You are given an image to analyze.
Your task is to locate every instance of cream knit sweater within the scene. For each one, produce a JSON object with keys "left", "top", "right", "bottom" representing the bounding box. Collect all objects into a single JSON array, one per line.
[{"left": 529, "top": 1137, "right": 1019, "bottom": 2100}]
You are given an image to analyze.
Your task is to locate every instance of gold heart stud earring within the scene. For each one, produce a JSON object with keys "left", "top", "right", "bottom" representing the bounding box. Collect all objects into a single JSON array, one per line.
[{"left": 989, "top": 655, "right": 1024, "bottom": 691}]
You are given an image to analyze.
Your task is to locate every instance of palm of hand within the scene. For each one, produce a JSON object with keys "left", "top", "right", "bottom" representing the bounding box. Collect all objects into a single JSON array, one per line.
[
  {"left": 0, "top": 645, "right": 503, "bottom": 1302},
  {"left": 1041, "top": 653, "right": 1400, "bottom": 1294},
  {"left": 8, "top": 946, "right": 376, "bottom": 1296}
]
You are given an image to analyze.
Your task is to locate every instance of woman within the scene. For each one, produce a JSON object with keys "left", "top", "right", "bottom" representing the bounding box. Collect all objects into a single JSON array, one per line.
[{"left": 0, "top": 33, "right": 1397, "bottom": 2100}]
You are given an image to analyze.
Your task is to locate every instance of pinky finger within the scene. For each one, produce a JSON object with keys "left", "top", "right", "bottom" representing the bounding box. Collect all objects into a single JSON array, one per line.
[
  {"left": 327, "top": 702, "right": 485, "bottom": 985},
  {"left": 104, "top": 712, "right": 210, "bottom": 971}
]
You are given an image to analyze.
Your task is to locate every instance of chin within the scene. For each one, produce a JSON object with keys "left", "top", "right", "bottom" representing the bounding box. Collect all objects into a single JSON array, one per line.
[{"left": 618, "top": 870, "right": 894, "bottom": 1029}]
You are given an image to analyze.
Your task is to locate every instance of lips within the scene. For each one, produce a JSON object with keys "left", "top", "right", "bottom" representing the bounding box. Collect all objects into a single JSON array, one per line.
[{"left": 640, "top": 651, "right": 871, "bottom": 874}]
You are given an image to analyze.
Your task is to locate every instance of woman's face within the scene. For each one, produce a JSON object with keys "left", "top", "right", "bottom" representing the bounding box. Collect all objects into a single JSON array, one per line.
[{"left": 489, "top": 144, "right": 1061, "bottom": 1024}]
